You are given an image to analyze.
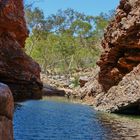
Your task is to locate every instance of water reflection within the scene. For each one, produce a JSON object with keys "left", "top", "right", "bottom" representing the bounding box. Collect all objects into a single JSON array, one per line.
[
  {"left": 14, "top": 98, "right": 140, "bottom": 140},
  {"left": 97, "top": 112, "right": 140, "bottom": 140},
  {"left": 42, "top": 96, "right": 82, "bottom": 104}
]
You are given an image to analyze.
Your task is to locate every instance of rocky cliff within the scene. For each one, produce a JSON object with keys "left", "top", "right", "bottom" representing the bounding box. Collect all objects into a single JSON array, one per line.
[
  {"left": 97, "top": 0, "right": 140, "bottom": 91},
  {"left": 96, "top": 64, "right": 140, "bottom": 114},
  {"left": 0, "top": 83, "right": 14, "bottom": 140},
  {"left": 0, "top": 0, "right": 42, "bottom": 101},
  {"left": 95, "top": 0, "right": 140, "bottom": 113},
  {"left": 77, "top": 0, "right": 140, "bottom": 114}
]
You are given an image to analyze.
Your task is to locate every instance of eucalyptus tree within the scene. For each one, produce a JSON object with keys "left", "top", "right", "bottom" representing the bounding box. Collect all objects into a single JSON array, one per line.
[{"left": 25, "top": 7, "right": 112, "bottom": 74}]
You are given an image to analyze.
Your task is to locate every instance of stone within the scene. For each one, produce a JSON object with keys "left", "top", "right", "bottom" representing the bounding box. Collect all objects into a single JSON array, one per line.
[
  {"left": 71, "top": 67, "right": 102, "bottom": 102},
  {"left": 0, "top": 83, "right": 14, "bottom": 120},
  {"left": 0, "top": 116, "right": 13, "bottom": 140},
  {"left": 0, "top": 0, "right": 43, "bottom": 101},
  {"left": 79, "top": 76, "right": 89, "bottom": 87},
  {"left": 43, "top": 84, "right": 66, "bottom": 96},
  {"left": 0, "top": 83, "right": 14, "bottom": 140}
]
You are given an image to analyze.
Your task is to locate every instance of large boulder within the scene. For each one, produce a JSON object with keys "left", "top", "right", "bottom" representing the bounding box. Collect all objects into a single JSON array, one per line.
[
  {"left": 43, "top": 84, "right": 66, "bottom": 96},
  {"left": 0, "top": 83, "right": 14, "bottom": 140},
  {"left": 0, "top": 0, "right": 42, "bottom": 101}
]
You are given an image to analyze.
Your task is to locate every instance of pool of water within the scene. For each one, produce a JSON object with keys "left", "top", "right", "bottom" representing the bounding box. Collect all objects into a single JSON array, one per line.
[{"left": 14, "top": 97, "right": 140, "bottom": 140}]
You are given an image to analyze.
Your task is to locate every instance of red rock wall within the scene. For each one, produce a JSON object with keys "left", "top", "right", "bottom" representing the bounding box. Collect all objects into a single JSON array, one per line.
[
  {"left": 0, "top": 0, "right": 42, "bottom": 101},
  {"left": 97, "top": 0, "right": 140, "bottom": 91},
  {"left": 0, "top": 0, "right": 28, "bottom": 46},
  {"left": 96, "top": 64, "right": 140, "bottom": 113}
]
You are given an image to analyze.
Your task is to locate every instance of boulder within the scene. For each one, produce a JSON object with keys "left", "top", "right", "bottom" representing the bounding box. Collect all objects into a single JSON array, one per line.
[
  {"left": 79, "top": 76, "right": 89, "bottom": 87},
  {"left": 0, "top": 83, "right": 14, "bottom": 140},
  {"left": 43, "top": 84, "right": 66, "bottom": 96}
]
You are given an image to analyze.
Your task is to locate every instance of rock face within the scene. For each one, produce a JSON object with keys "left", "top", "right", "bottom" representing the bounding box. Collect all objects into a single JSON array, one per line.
[
  {"left": 0, "top": 83, "right": 14, "bottom": 140},
  {"left": 97, "top": 0, "right": 140, "bottom": 91},
  {"left": 77, "top": 0, "right": 140, "bottom": 114},
  {"left": 0, "top": 0, "right": 42, "bottom": 101},
  {"left": 94, "top": 0, "right": 140, "bottom": 113},
  {"left": 96, "top": 64, "right": 140, "bottom": 114}
]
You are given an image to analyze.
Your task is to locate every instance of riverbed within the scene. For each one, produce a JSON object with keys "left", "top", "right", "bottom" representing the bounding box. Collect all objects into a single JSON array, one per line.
[{"left": 14, "top": 97, "right": 140, "bottom": 140}]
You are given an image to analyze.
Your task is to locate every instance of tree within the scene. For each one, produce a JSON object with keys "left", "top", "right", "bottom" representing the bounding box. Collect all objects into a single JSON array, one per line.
[
  {"left": 25, "top": 7, "right": 44, "bottom": 29},
  {"left": 24, "top": 0, "right": 40, "bottom": 9},
  {"left": 25, "top": 8, "right": 112, "bottom": 74}
]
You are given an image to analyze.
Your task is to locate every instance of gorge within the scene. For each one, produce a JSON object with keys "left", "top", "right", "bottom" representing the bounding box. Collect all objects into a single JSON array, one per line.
[{"left": 0, "top": 0, "right": 140, "bottom": 139}]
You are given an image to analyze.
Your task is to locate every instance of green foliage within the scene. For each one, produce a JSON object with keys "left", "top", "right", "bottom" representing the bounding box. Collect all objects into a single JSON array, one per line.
[
  {"left": 71, "top": 76, "right": 80, "bottom": 88},
  {"left": 25, "top": 7, "right": 44, "bottom": 29},
  {"left": 25, "top": 8, "right": 113, "bottom": 74}
]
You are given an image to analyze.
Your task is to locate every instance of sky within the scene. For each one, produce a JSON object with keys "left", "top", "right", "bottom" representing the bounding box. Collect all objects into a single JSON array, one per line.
[{"left": 29, "top": 0, "right": 120, "bottom": 17}]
